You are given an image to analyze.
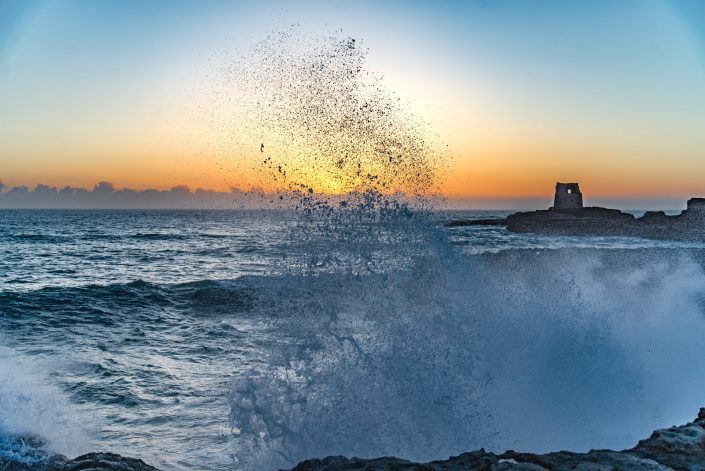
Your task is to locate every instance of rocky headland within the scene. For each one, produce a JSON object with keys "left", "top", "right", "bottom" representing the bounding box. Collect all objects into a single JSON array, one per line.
[{"left": 449, "top": 197, "right": 705, "bottom": 241}]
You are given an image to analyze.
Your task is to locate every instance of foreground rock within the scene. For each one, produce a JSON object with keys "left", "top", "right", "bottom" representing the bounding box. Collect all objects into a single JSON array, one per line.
[
  {"left": 8, "top": 407, "right": 705, "bottom": 470},
  {"left": 289, "top": 408, "right": 705, "bottom": 470},
  {"left": 1, "top": 452, "right": 160, "bottom": 471},
  {"left": 62, "top": 453, "right": 160, "bottom": 471}
]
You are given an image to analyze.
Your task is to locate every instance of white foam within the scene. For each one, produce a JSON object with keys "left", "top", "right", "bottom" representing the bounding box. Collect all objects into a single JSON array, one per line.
[
  {"left": 228, "top": 214, "right": 705, "bottom": 469},
  {"left": 0, "top": 347, "right": 91, "bottom": 460}
]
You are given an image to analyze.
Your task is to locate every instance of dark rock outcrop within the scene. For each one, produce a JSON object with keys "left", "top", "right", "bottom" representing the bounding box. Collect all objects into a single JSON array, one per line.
[
  {"left": 2, "top": 452, "right": 160, "bottom": 471},
  {"left": 288, "top": 408, "right": 705, "bottom": 470},
  {"left": 9, "top": 408, "right": 705, "bottom": 470},
  {"left": 448, "top": 198, "right": 705, "bottom": 241},
  {"left": 62, "top": 453, "right": 160, "bottom": 471}
]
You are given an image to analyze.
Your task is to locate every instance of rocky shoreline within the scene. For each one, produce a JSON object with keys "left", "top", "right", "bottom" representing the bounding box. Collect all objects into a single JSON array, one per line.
[
  {"left": 289, "top": 408, "right": 705, "bottom": 471},
  {"left": 2, "top": 452, "right": 160, "bottom": 471},
  {"left": 11, "top": 408, "right": 705, "bottom": 470},
  {"left": 448, "top": 197, "right": 705, "bottom": 241}
]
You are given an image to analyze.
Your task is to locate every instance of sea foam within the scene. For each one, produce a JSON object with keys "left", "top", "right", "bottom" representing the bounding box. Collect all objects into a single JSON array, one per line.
[
  {"left": 228, "top": 226, "right": 705, "bottom": 469},
  {"left": 218, "top": 28, "right": 705, "bottom": 470},
  {"left": 0, "top": 347, "right": 91, "bottom": 463}
]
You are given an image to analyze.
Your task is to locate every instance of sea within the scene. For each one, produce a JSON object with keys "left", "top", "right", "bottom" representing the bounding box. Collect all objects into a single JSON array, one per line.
[{"left": 3, "top": 208, "right": 705, "bottom": 470}]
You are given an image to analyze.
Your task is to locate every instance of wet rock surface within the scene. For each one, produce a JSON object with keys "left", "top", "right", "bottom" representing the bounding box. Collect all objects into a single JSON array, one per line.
[
  {"left": 6, "top": 408, "right": 705, "bottom": 470},
  {"left": 61, "top": 453, "right": 160, "bottom": 471},
  {"left": 3, "top": 452, "right": 160, "bottom": 471},
  {"left": 288, "top": 408, "right": 705, "bottom": 470}
]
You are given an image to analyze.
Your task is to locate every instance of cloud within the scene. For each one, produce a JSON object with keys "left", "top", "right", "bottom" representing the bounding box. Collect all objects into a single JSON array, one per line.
[
  {"left": 0, "top": 181, "right": 271, "bottom": 209},
  {"left": 170, "top": 185, "right": 190, "bottom": 195},
  {"left": 7, "top": 185, "right": 29, "bottom": 196},
  {"left": 93, "top": 181, "right": 115, "bottom": 193}
]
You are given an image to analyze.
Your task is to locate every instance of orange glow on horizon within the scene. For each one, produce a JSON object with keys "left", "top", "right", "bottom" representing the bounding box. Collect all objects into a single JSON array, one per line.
[{"left": 6, "top": 148, "right": 705, "bottom": 201}]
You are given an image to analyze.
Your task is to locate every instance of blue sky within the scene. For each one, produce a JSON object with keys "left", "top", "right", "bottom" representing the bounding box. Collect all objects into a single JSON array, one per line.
[{"left": 1, "top": 0, "right": 704, "bottom": 206}]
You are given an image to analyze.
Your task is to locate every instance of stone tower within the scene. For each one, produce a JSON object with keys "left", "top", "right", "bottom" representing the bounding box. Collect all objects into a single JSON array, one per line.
[{"left": 553, "top": 182, "right": 583, "bottom": 210}]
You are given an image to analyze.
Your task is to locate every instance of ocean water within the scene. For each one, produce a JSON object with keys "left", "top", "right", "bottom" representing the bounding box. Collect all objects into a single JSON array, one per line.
[{"left": 3, "top": 208, "right": 705, "bottom": 470}]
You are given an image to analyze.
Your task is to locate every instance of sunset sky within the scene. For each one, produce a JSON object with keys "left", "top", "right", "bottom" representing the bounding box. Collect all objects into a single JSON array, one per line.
[{"left": 1, "top": 0, "right": 704, "bottom": 206}]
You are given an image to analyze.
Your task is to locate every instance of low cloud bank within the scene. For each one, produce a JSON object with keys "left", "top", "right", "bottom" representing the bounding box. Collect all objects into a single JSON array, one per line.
[
  {"left": 0, "top": 180, "right": 421, "bottom": 210},
  {"left": 0, "top": 180, "right": 271, "bottom": 209},
  {"left": 0, "top": 180, "right": 691, "bottom": 211}
]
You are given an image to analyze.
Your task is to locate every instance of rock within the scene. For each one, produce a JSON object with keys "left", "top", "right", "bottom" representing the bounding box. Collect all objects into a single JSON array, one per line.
[
  {"left": 287, "top": 408, "right": 705, "bottom": 470},
  {"left": 62, "top": 452, "right": 160, "bottom": 471},
  {"left": 447, "top": 198, "right": 705, "bottom": 241},
  {"left": 10, "top": 408, "right": 705, "bottom": 471},
  {"left": 630, "top": 408, "right": 705, "bottom": 470},
  {"left": 503, "top": 207, "right": 636, "bottom": 236},
  {"left": 446, "top": 218, "right": 506, "bottom": 227},
  {"left": 2, "top": 452, "right": 161, "bottom": 471}
]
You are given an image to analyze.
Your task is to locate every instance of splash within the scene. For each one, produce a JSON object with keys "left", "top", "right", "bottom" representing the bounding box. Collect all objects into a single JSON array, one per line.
[
  {"left": 220, "top": 29, "right": 705, "bottom": 471},
  {"left": 212, "top": 27, "right": 452, "bottom": 278},
  {"left": 226, "top": 247, "right": 705, "bottom": 469},
  {"left": 0, "top": 348, "right": 91, "bottom": 464},
  {"left": 216, "top": 27, "right": 448, "bottom": 202}
]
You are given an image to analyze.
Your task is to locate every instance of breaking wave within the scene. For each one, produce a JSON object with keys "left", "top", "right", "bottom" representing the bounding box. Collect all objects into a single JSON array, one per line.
[
  {"left": 4, "top": 224, "right": 705, "bottom": 470},
  {"left": 228, "top": 232, "right": 705, "bottom": 469},
  {"left": 0, "top": 348, "right": 91, "bottom": 465},
  {"left": 5, "top": 28, "right": 705, "bottom": 471},
  {"left": 216, "top": 27, "right": 705, "bottom": 470}
]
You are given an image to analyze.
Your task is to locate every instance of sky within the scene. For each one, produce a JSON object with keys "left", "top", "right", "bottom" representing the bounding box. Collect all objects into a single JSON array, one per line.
[{"left": 1, "top": 0, "right": 704, "bottom": 208}]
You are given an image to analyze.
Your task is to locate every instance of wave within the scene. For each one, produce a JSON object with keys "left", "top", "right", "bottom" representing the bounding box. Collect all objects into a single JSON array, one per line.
[
  {"left": 127, "top": 233, "right": 189, "bottom": 241},
  {"left": 9, "top": 234, "right": 73, "bottom": 244},
  {"left": 225, "top": 217, "right": 705, "bottom": 469},
  {"left": 4, "top": 240, "right": 705, "bottom": 470},
  {"left": 0, "top": 348, "right": 91, "bottom": 466},
  {"left": 212, "top": 27, "right": 705, "bottom": 468},
  {"left": 6, "top": 234, "right": 705, "bottom": 465},
  {"left": 6, "top": 219, "right": 705, "bottom": 470},
  {"left": 5, "top": 25, "right": 704, "bottom": 470},
  {"left": 0, "top": 278, "right": 271, "bottom": 331},
  {"left": 0, "top": 278, "right": 263, "bottom": 469}
]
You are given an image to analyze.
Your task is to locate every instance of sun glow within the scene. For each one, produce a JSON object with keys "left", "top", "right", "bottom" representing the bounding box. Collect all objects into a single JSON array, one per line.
[{"left": 1, "top": 1, "right": 704, "bottom": 205}]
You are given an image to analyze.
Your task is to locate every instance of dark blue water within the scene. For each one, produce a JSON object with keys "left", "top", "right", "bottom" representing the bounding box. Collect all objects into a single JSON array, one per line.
[
  {"left": 0, "top": 210, "right": 297, "bottom": 290},
  {"left": 3, "top": 209, "right": 705, "bottom": 470}
]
